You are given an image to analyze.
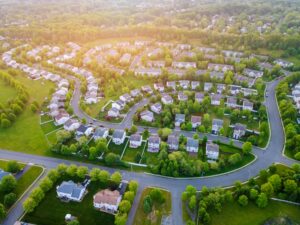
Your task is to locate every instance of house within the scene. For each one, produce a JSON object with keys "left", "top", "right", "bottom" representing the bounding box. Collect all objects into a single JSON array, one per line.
[
  {"left": 166, "top": 81, "right": 176, "bottom": 90},
  {"left": 243, "top": 100, "right": 254, "bottom": 111},
  {"left": 241, "top": 88, "right": 258, "bottom": 96},
  {"left": 196, "top": 47, "right": 216, "bottom": 54},
  {"left": 233, "top": 123, "right": 247, "bottom": 139},
  {"left": 222, "top": 50, "right": 243, "bottom": 58},
  {"left": 226, "top": 97, "right": 238, "bottom": 108},
  {"left": 167, "top": 135, "right": 179, "bottom": 151},
  {"left": 119, "top": 53, "right": 131, "bottom": 64},
  {"left": 141, "top": 85, "right": 153, "bottom": 94},
  {"left": 0, "top": 169, "right": 11, "bottom": 181},
  {"left": 208, "top": 63, "right": 234, "bottom": 72},
  {"left": 206, "top": 141, "right": 219, "bottom": 161},
  {"left": 148, "top": 48, "right": 163, "bottom": 58},
  {"left": 259, "top": 62, "right": 273, "bottom": 71},
  {"left": 130, "top": 134, "right": 142, "bottom": 148},
  {"left": 178, "top": 92, "right": 188, "bottom": 101},
  {"left": 210, "top": 71, "right": 225, "bottom": 80},
  {"left": 148, "top": 135, "right": 161, "bottom": 152},
  {"left": 204, "top": 82, "right": 213, "bottom": 92},
  {"left": 229, "top": 85, "right": 242, "bottom": 95},
  {"left": 64, "top": 119, "right": 81, "bottom": 131},
  {"left": 154, "top": 83, "right": 165, "bottom": 92},
  {"left": 130, "top": 89, "right": 141, "bottom": 97},
  {"left": 235, "top": 75, "right": 255, "bottom": 87},
  {"left": 179, "top": 80, "right": 190, "bottom": 89},
  {"left": 150, "top": 103, "right": 162, "bottom": 114},
  {"left": 186, "top": 138, "right": 199, "bottom": 153},
  {"left": 93, "top": 189, "right": 121, "bottom": 214},
  {"left": 191, "top": 116, "right": 201, "bottom": 128},
  {"left": 135, "top": 68, "right": 161, "bottom": 76},
  {"left": 212, "top": 119, "right": 224, "bottom": 135},
  {"left": 211, "top": 94, "right": 222, "bottom": 106},
  {"left": 195, "top": 92, "right": 204, "bottom": 103},
  {"left": 191, "top": 81, "right": 200, "bottom": 90},
  {"left": 244, "top": 68, "right": 263, "bottom": 78},
  {"left": 56, "top": 180, "right": 88, "bottom": 202},
  {"left": 76, "top": 125, "right": 94, "bottom": 137},
  {"left": 274, "top": 59, "right": 293, "bottom": 68},
  {"left": 54, "top": 112, "right": 70, "bottom": 125},
  {"left": 167, "top": 68, "right": 186, "bottom": 76},
  {"left": 175, "top": 114, "right": 185, "bottom": 127},
  {"left": 120, "top": 93, "right": 131, "bottom": 103},
  {"left": 112, "top": 130, "right": 126, "bottom": 145},
  {"left": 172, "top": 61, "right": 197, "bottom": 69},
  {"left": 177, "top": 44, "right": 191, "bottom": 50},
  {"left": 112, "top": 100, "right": 125, "bottom": 111},
  {"left": 217, "top": 84, "right": 226, "bottom": 94},
  {"left": 93, "top": 128, "right": 109, "bottom": 140},
  {"left": 108, "top": 107, "right": 120, "bottom": 118},
  {"left": 147, "top": 60, "right": 165, "bottom": 68},
  {"left": 140, "top": 110, "right": 154, "bottom": 122},
  {"left": 161, "top": 94, "right": 173, "bottom": 105}
]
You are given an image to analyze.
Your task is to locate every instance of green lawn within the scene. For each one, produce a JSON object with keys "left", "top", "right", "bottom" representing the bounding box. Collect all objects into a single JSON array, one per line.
[
  {"left": 0, "top": 159, "right": 25, "bottom": 171},
  {"left": 0, "top": 72, "right": 55, "bottom": 155},
  {"left": 23, "top": 182, "right": 115, "bottom": 225},
  {"left": 0, "top": 79, "right": 18, "bottom": 104},
  {"left": 107, "top": 138, "right": 129, "bottom": 156},
  {"left": 133, "top": 187, "right": 172, "bottom": 225},
  {"left": 210, "top": 200, "right": 300, "bottom": 225},
  {"left": 122, "top": 142, "right": 146, "bottom": 162}
]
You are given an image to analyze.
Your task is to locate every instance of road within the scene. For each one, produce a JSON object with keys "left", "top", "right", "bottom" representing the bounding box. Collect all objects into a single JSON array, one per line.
[{"left": 0, "top": 76, "right": 298, "bottom": 225}]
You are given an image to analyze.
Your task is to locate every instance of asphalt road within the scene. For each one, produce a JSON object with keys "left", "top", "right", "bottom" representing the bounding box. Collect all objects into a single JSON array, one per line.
[{"left": 0, "top": 76, "right": 298, "bottom": 225}]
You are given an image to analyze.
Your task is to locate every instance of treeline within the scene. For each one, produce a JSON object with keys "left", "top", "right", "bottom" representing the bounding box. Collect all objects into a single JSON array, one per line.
[
  {"left": 0, "top": 71, "right": 29, "bottom": 128},
  {"left": 276, "top": 72, "right": 300, "bottom": 160}
]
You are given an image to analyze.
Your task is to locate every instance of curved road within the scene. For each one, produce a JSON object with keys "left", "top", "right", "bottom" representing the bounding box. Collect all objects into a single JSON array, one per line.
[{"left": 0, "top": 76, "right": 298, "bottom": 225}]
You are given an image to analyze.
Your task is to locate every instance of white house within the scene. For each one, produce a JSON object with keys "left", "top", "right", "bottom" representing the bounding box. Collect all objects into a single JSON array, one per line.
[
  {"left": 175, "top": 114, "right": 185, "bottom": 127},
  {"left": 243, "top": 100, "right": 254, "bottom": 111},
  {"left": 233, "top": 123, "right": 247, "bottom": 139},
  {"left": 129, "top": 134, "right": 142, "bottom": 148},
  {"left": 140, "top": 110, "right": 154, "bottom": 122},
  {"left": 64, "top": 119, "right": 81, "bottom": 131},
  {"left": 112, "top": 130, "right": 126, "bottom": 145},
  {"left": 148, "top": 135, "right": 161, "bottom": 152},
  {"left": 161, "top": 94, "right": 173, "bottom": 105},
  {"left": 93, "top": 189, "right": 121, "bottom": 214},
  {"left": 186, "top": 138, "right": 199, "bottom": 153},
  {"left": 212, "top": 119, "right": 224, "bottom": 135},
  {"left": 167, "top": 135, "right": 179, "bottom": 151},
  {"left": 206, "top": 141, "right": 219, "bottom": 161},
  {"left": 108, "top": 107, "right": 120, "bottom": 118},
  {"left": 76, "top": 125, "right": 94, "bottom": 137},
  {"left": 56, "top": 180, "right": 88, "bottom": 202},
  {"left": 226, "top": 97, "right": 238, "bottom": 108},
  {"left": 54, "top": 112, "right": 70, "bottom": 125},
  {"left": 191, "top": 116, "right": 201, "bottom": 128},
  {"left": 211, "top": 94, "right": 222, "bottom": 106},
  {"left": 93, "top": 128, "right": 109, "bottom": 140},
  {"left": 154, "top": 83, "right": 165, "bottom": 92}
]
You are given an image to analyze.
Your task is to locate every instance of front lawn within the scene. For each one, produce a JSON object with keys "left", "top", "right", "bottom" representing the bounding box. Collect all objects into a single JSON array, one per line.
[
  {"left": 210, "top": 200, "right": 300, "bottom": 225},
  {"left": 23, "top": 182, "right": 115, "bottom": 225},
  {"left": 122, "top": 142, "right": 146, "bottom": 162},
  {"left": 133, "top": 187, "right": 172, "bottom": 225}
]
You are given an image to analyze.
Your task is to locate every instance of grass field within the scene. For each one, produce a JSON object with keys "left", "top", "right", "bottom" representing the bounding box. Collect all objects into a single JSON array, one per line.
[
  {"left": 0, "top": 72, "right": 55, "bottom": 155},
  {"left": 23, "top": 181, "right": 115, "bottom": 225},
  {"left": 133, "top": 187, "right": 172, "bottom": 225},
  {"left": 107, "top": 138, "right": 129, "bottom": 156},
  {"left": 210, "top": 200, "right": 300, "bottom": 225},
  {"left": 0, "top": 79, "right": 18, "bottom": 104},
  {"left": 122, "top": 142, "right": 146, "bottom": 162}
]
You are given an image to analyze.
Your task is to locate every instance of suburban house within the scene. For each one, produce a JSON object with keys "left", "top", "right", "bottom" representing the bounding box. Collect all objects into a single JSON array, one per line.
[
  {"left": 140, "top": 110, "right": 154, "bottom": 122},
  {"left": 243, "top": 100, "right": 254, "bottom": 111},
  {"left": 244, "top": 68, "right": 263, "bottom": 78},
  {"left": 119, "top": 53, "right": 131, "bottom": 64},
  {"left": 108, "top": 107, "right": 120, "bottom": 118},
  {"left": 195, "top": 92, "right": 204, "bottom": 103},
  {"left": 112, "top": 100, "right": 125, "bottom": 111},
  {"left": 93, "top": 128, "right": 109, "bottom": 140},
  {"left": 229, "top": 85, "right": 242, "bottom": 95},
  {"left": 226, "top": 97, "right": 238, "bottom": 108},
  {"left": 161, "top": 94, "right": 173, "bottom": 105},
  {"left": 166, "top": 81, "right": 176, "bottom": 90},
  {"left": 274, "top": 59, "right": 294, "bottom": 68},
  {"left": 208, "top": 63, "right": 234, "bottom": 72},
  {"left": 172, "top": 61, "right": 197, "bottom": 69},
  {"left": 130, "top": 89, "right": 141, "bottom": 97},
  {"left": 191, "top": 116, "right": 202, "bottom": 128},
  {"left": 186, "top": 138, "right": 199, "bottom": 153},
  {"left": 141, "top": 85, "right": 153, "bottom": 94},
  {"left": 222, "top": 50, "right": 243, "bottom": 58},
  {"left": 178, "top": 92, "right": 188, "bottom": 101},
  {"left": 64, "top": 119, "right": 81, "bottom": 131},
  {"left": 167, "top": 135, "right": 179, "bottom": 151},
  {"left": 175, "top": 114, "right": 185, "bottom": 127},
  {"left": 167, "top": 68, "right": 186, "bottom": 76},
  {"left": 177, "top": 44, "right": 192, "bottom": 50},
  {"left": 211, "top": 94, "right": 222, "bottom": 106},
  {"left": 179, "top": 80, "right": 190, "bottom": 89},
  {"left": 233, "top": 123, "right": 247, "bottom": 139},
  {"left": 191, "top": 81, "right": 200, "bottom": 90},
  {"left": 120, "top": 93, "right": 132, "bottom": 103},
  {"left": 206, "top": 141, "right": 220, "bottom": 161},
  {"left": 56, "top": 180, "right": 89, "bottom": 202},
  {"left": 147, "top": 60, "right": 165, "bottom": 68},
  {"left": 148, "top": 135, "right": 161, "bottom": 152},
  {"left": 112, "top": 130, "right": 126, "bottom": 145},
  {"left": 54, "top": 112, "right": 70, "bottom": 125},
  {"left": 0, "top": 169, "right": 11, "bottom": 181},
  {"left": 212, "top": 119, "right": 224, "bottom": 135},
  {"left": 93, "top": 189, "right": 121, "bottom": 215},
  {"left": 204, "top": 82, "right": 213, "bottom": 92},
  {"left": 150, "top": 103, "right": 162, "bottom": 114},
  {"left": 135, "top": 68, "right": 161, "bottom": 77},
  {"left": 76, "top": 125, "right": 94, "bottom": 137},
  {"left": 241, "top": 88, "right": 258, "bottom": 96},
  {"left": 217, "top": 84, "right": 226, "bottom": 94},
  {"left": 154, "top": 83, "right": 165, "bottom": 92},
  {"left": 129, "top": 134, "right": 142, "bottom": 148},
  {"left": 210, "top": 71, "right": 225, "bottom": 80},
  {"left": 196, "top": 47, "right": 216, "bottom": 54},
  {"left": 148, "top": 48, "right": 163, "bottom": 58}
]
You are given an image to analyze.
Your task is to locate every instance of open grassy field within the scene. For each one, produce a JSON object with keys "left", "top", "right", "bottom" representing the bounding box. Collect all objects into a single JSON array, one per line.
[
  {"left": 210, "top": 200, "right": 300, "bottom": 225},
  {"left": 133, "top": 187, "right": 172, "bottom": 225},
  {"left": 0, "top": 72, "right": 55, "bottom": 155},
  {"left": 23, "top": 181, "right": 115, "bottom": 225},
  {"left": 0, "top": 79, "right": 17, "bottom": 104}
]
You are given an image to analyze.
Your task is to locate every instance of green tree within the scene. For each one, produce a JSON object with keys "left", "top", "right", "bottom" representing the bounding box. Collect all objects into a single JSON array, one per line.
[
  {"left": 6, "top": 160, "right": 21, "bottom": 173},
  {"left": 189, "top": 195, "right": 197, "bottom": 210},
  {"left": 242, "top": 142, "right": 252, "bottom": 154},
  {"left": 115, "top": 213, "right": 127, "bottom": 225},
  {"left": 0, "top": 175, "right": 17, "bottom": 193},
  {"left": 284, "top": 179, "right": 297, "bottom": 193},
  {"left": 268, "top": 174, "right": 282, "bottom": 192},
  {"left": 261, "top": 182, "right": 274, "bottom": 197},
  {"left": 124, "top": 191, "right": 135, "bottom": 204},
  {"left": 143, "top": 195, "right": 153, "bottom": 214},
  {"left": 0, "top": 204, "right": 6, "bottom": 220},
  {"left": 23, "top": 197, "right": 38, "bottom": 213},
  {"left": 256, "top": 193, "right": 268, "bottom": 208},
  {"left": 119, "top": 200, "right": 131, "bottom": 213},
  {"left": 39, "top": 177, "right": 53, "bottom": 192},
  {"left": 3, "top": 193, "right": 17, "bottom": 207},
  {"left": 76, "top": 166, "right": 88, "bottom": 179},
  {"left": 150, "top": 188, "right": 165, "bottom": 204},
  {"left": 238, "top": 195, "right": 248, "bottom": 207},
  {"left": 111, "top": 171, "right": 122, "bottom": 185},
  {"left": 98, "top": 170, "right": 110, "bottom": 183},
  {"left": 89, "top": 168, "right": 101, "bottom": 181}
]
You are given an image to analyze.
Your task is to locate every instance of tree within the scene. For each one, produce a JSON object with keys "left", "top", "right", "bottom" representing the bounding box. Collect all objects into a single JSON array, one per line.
[
  {"left": 249, "top": 189, "right": 258, "bottom": 200},
  {"left": 238, "top": 195, "right": 248, "bottom": 207},
  {"left": 30, "top": 187, "right": 45, "bottom": 203},
  {"left": 284, "top": 179, "right": 297, "bottom": 193},
  {"left": 6, "top": 160, "right": 21, "bottom": 173},
  {"left": 66, "top": 164, "right": 78, "bottom": 177},
  {"left": 115, "top": 213, "right": 127, "bottom": 225},
  {"left": 3, "top": 193, "right": 17, "bottom": 207},
  {"left": 189, "top": 195, "right": 197, "bottom": 210},
  {"left": 150, "top": 188, "right": 165, "bottom": 204},
  {"left": 88, "top": 147, "right": 99, "bottom": 160},
  {"left": 98, "top": 170, "right": 110, "bottom": 183},
  {"left": 0, "top": 175, "right": 17, "bottom": 193},
  {"left": 0, "top": 204, "right": 6, "bottom": 220},
  {"left": 129, "top": 125, "right": 137, "bottom": 134},
  {"left": 67, "top": 220, "right": 80, "bottom": 225},
  {"left": 268, "top": 174, "right": 282, "bottom": 192},
  {"left": 256, "top": 193, "right": 268, "bottom": 208},
  {"left": 242, "top": 142, "right": 252, "bottom": 154},
  {"left": 47, "top": 169, "right": 59, "bottom": 183},
  {"left": 261, "top": 182, "right": 274, "bottom": 197},
  {"left": 96, "top": 139, "right": 108, "bottom": 154},
  {"left": 143, "top": 195, "right": 153, "bottom": 214},
  {"left": 111, "top": 171, "right": 122, "bottom": 185},
  {"left": 119, "top": 200, "right": 131, "bottom": 213},
  {"left": 56, "top": 164, "right": 68, "bottom": 176},
  {"left": 23, "top": 197, "right": 38, "bottom": 213},
  {"left": 39, "top": 177, "right": 53, "bottom": 192},
  {"left": 89, "top": 168, "right": 101, "bottom": 181},
  {"left": 128, "top": 180, "right": 139, "bottom": 194},
  {"left": 76, "top": 166, "right": 88, "bottom": 179},
  {"left": 228, "top": 153, "right": 242, "bottom": 165},
  {"left": 105, "top": 153, "right": 120, "bottom": 165},
  {"left": 124, "top": 191, "right": 135, "bottom": 204}
]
